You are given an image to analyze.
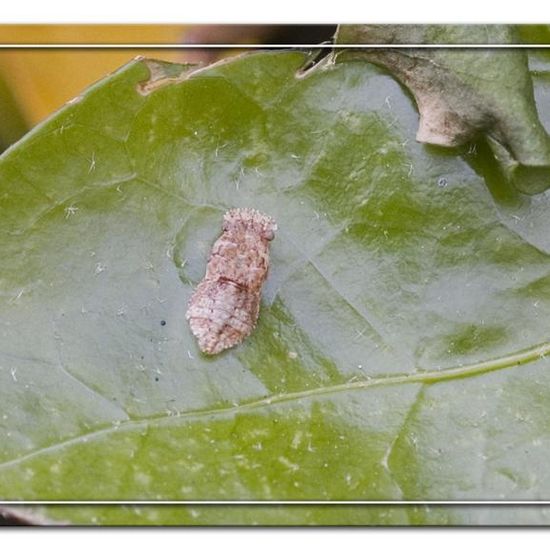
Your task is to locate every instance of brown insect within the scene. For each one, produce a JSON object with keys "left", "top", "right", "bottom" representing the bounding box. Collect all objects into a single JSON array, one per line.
[{"left": 185, "top": 208, "right": 277, "bottom": 355}]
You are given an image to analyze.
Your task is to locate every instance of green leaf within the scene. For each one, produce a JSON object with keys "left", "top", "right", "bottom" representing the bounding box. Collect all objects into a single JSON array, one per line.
[
  {"left": 2, "top": 50, "right": 550, "bottom": 525},
  {"left": 8, "top": 503, "right": 550, "bottom": 526},
  {"left": 335, "top": 24, "right": 550, "bottom": 194}
]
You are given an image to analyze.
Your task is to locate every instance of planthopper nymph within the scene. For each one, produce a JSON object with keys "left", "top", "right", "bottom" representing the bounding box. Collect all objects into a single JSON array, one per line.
[{"left": 185, "top": 208, "right": 277, "bottom": 355}]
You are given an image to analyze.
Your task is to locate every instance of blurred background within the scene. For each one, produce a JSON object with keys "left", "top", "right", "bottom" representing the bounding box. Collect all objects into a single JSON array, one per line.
[
  {"left": 1, "top": 24, "right": 549, "bottom": 153},
  {"left": 0, "top": 24, "right": 336, "bottom": 151}
]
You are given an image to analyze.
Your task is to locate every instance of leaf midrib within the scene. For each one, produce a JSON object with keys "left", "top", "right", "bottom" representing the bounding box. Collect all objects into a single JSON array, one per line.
[{"left": 0, "top": 338, "right": 548, "bottom": 473}]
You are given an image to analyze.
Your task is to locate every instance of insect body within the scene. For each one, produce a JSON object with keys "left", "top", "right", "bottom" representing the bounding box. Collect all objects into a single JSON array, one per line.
[{"left": 185, "top": 208, "right": 277, "bottom": 355}]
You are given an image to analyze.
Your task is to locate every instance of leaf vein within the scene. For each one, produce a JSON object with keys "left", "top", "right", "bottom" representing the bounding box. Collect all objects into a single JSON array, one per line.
[{"left": 0, "top": 338, "right": 548, "bottom": 473}]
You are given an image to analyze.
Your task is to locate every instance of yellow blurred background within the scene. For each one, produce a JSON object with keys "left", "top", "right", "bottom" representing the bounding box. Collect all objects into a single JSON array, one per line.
[{"left": 0, "top": 25, "right": 187, "bottom": 126}]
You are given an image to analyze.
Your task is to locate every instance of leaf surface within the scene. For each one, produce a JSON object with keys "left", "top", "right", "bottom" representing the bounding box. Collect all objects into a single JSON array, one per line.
[
  {"left": 336, "top": 24, "right": 550, "bottom": 194},
  {"left": 1, "top": 51, "right": 550, "bottom": 524}
]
